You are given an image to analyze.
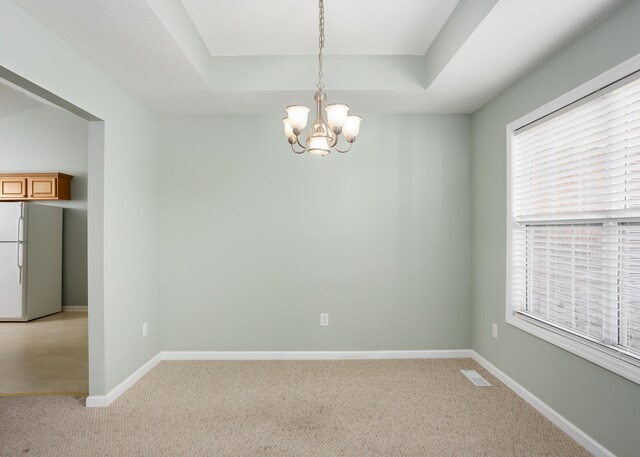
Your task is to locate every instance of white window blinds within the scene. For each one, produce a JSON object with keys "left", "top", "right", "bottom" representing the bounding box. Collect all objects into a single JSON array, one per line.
[{"left": 510, "top": 73, "right": 640, "bottom": 361}]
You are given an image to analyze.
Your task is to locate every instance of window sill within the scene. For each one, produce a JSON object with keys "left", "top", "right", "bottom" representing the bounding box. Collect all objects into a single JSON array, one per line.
[{"left": 505, "top": 312, "right": 640, "bottom": 386}]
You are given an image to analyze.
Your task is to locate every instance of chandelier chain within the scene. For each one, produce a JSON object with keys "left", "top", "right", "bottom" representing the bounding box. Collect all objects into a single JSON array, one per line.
[{"left": 317, "top": 0, "right": 325, "bottom": 91}]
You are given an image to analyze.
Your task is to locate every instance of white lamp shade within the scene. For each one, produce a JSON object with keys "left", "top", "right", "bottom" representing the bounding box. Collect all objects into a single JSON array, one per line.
[
  {"left": 282, "top": 118, "right": 295, "bottom": 139},
  {"left": 325, "top": 104, "right": 349, "bottom": 130},
  {"left": 343, "top": 115, "right": 362, "bottom": 139},
  {"left": 308, "top": 135, "right": 330, "bottom": 156},
  {"left": 286, "top": 105, "right": 310, "bottom": 131}
]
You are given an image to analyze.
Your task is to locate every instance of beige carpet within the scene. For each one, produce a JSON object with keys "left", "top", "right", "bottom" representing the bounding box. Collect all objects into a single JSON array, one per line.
[
  {"left": 0, "top": 359, "right": 589, "bottom": 456},
  {"left": 0, "top": 312, "right": 88, "bottom": 395}
]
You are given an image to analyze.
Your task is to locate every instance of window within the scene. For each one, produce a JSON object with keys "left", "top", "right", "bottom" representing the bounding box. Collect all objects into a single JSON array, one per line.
[{"left": 507, "top": 56, "right": 640, "bottom": 384}]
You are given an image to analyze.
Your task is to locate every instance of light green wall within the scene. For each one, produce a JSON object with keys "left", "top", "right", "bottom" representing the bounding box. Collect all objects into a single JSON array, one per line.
[
  {"left": 159, "top": 114, "right": 471, "bottom": 351},
  {"left": 470, "top": 1, "right": 640, "bottom": 456},
  {"left": 0, "top": 105, "right": 88, "bottom": 308},
  {"left": 0, "top": 0, "right": 161, "bottom": 395}
]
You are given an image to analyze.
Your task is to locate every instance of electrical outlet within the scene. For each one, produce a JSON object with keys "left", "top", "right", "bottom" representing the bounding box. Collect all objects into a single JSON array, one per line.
[
  {"left": 491, "top": 323, "right": 498, "bottom": 340},
  {"left": 142, "top": 322, "right": 148, "bottom": 338},
  {"left": 320, "top": 313, "right": 329, "bottom": 327}
]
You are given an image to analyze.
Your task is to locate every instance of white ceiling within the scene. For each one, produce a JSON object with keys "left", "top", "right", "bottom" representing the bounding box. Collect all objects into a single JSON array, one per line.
[
  {"left": 181, "top": 0, "right": 459, "bottom": 56},
  {"left": 0, "top": 80, "right": 43, "bottom": 119},
  {"left": 9, "top": 0, "right": 627, "bottom": 115}
]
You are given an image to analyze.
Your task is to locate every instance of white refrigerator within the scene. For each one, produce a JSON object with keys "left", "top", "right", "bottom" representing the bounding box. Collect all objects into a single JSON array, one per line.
[{"left": 0, "top": 202, "right": 63, "bottom": 321}]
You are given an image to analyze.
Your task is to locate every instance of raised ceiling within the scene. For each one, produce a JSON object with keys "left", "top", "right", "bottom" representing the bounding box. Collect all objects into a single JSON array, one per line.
[
  {"left": 10, "top": 0, "right": 627, "bottom": 115},
  {"left": 181, "top": 0, "right": 459, "bottom": 56}
]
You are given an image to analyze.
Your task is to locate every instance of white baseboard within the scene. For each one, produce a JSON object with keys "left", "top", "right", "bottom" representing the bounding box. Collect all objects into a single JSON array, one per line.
[
  {"left": 85, "top": 353, "right": 161, "bottom": 407},
  {"left": 161, "top": 349, "right": 474, "bottom": 361},
  {"left": 470, "top": 351, "right": 613, "bottom": 457},
  {"left": 62, "top": 306, "right": 88, "bottom": 312}
]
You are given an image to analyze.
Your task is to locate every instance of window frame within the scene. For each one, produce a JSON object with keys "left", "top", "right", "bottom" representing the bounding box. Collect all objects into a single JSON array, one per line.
[{"left": 506, "top": 53, "right": 640, "bottom": 386}]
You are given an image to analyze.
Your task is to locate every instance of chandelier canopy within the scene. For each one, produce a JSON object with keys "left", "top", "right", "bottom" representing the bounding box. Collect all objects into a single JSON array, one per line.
[{"left": 283, "top": 0, "right": 362, "bottom": 156}]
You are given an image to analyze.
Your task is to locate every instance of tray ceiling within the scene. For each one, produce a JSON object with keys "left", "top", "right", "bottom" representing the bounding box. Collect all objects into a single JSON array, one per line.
[{"left": 10, "top": 0, "right": 627, "bottom": 115}]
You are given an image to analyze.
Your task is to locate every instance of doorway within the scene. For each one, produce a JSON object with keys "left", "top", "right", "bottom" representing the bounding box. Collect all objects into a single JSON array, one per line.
[{"left": 0, "top": 70, "right": 102, "bottom": 396}]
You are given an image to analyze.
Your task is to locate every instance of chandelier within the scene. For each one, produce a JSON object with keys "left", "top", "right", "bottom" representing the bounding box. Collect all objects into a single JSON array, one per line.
[{"left": 282, "top": 0, "right": 362, "bottom": 156}]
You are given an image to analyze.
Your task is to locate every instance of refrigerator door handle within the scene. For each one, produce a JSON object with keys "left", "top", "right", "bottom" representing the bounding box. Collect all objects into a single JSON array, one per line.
[
  {"left": 17, "top": 216, "right": 24, "bottom": 242},
  {"left": 17, "top": 242, "right": 23, "bottom": 284}
]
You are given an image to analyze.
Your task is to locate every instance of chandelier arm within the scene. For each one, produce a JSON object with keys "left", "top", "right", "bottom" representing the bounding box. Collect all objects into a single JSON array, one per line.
[
  {"left": 291, "top": 143, "right": 306, "bottom": 154},
  {"left": 334, "top": 142, "right": 353, "bottom": 154},
  {"left": 296, "top": 136, "right": 307, "bottom": 150}
]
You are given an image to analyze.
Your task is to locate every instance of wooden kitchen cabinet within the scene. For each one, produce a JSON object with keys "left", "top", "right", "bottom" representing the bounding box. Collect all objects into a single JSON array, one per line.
[
  {"left": 0, "top": 176, "right": 27, "bottom": 199},
  {"left": 0, "top": 173, "right": 73, "bottom": 201}
]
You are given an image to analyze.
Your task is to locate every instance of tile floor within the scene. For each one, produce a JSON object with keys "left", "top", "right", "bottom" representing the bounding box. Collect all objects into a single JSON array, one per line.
[{"left": 0, "top": 312, "right": 88, "bottom": 395}]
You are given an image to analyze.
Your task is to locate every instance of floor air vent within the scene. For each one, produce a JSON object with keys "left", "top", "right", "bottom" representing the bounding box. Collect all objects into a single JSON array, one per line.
[{"left": 461, "top": 370, "right": 492, "bottom": 386}]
